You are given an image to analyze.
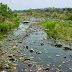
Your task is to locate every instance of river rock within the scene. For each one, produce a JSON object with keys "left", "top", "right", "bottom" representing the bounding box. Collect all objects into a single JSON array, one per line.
[
  {"left": 58, "top": 65, "right": 61, "bottom": 67},
  {"left": 36, "top": 51, "right": 42, "bottom": 54},
  {"left": 29, "top": 57, "right": 34, "bottom": 61},
  {"left": 26, "top": 46, "right": 28, "bottom": 49},
  {"left": 62, "top": 61, "right": 65, "bottom": 64},
  {"left": 9, "top": 58, "right": 15, "bottom": 61},
  {"left": 28, "top": 63, "right": 32, "bottom": 67},
  {"left": 56, "top": 55, "right": 60, "bottom": 57},
  {"left": 40, "top": 42, "right": 44, "bottom": 46},
  {"left": 29, "top": 49, "right": 34, "bottom": 53},
  {"left": 24, "top": 58, "right": 30, "bottom": 61},
  {"left": 3, "top": 35, "right": 7, "bottom": 37},
  {"left": 63, "top": 56, "right": 66, "bottom": 58},
  {"left": 63, "top": 46, "right": 72, "bottom": 50},
  {"left": 43, "top": 67, "right": 49, "bottom": 71},
  {"left": 55, "top": 43, "right": 62, "bottom": 47},
  {"left": 39, "top": 58, "right": 41, "bottom": 61}
]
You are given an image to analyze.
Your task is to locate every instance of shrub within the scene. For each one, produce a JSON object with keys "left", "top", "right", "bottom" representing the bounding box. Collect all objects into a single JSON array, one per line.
[{"left": 39, "top": 20, "right": 72, "bottom": 41}]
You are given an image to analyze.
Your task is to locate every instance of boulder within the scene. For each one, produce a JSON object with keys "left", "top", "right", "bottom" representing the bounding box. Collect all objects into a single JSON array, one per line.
[
  {"left": 22, "top": 21, "right": 29, "bottom": 23},
  {"left": 55, "top": 43, "right": 62, "bottom": 47}
]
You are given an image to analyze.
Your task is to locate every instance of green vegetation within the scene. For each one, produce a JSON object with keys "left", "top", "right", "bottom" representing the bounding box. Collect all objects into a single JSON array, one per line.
[
  {"left": 39, "top": 20, "right": 72, "bottom": 41},
  {"left": 16, "top": 8, "right": 72, "bottom": 20},
  {"left": 6, "top": 62, "right": 14, "bottom": 69},
  {"left": 0, "top": 35, "right": 4, "bottom": 40},
  {"left": 0, "top": 3, "right": 20, "bottom": 40}
]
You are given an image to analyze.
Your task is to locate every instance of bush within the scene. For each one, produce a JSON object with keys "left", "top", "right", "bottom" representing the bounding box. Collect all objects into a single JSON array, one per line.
[
  {"left": 67, "top": 14, "right": 72, "bottom": 20},
  {"left": 39, "top": 20, "right": 72, "bottom": 41}
]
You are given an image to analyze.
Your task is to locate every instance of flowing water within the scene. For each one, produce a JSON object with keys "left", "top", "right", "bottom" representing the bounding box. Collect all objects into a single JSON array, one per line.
[{"left": 1, "top": 17, "right": 72, "bottom": 72}]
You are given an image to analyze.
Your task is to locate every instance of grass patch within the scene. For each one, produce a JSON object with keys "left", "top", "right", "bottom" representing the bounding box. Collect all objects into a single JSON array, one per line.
[
  {"left": 39, "top": 20, "right": 72, "bottom": 41},
  {"left": 0, "top": 35, "right": 4, "bottom": 40}
]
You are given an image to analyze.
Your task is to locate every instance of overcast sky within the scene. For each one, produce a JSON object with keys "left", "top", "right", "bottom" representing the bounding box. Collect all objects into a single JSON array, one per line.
[{"left": 0, "top": 0, "right": 72, "bottom": 10}]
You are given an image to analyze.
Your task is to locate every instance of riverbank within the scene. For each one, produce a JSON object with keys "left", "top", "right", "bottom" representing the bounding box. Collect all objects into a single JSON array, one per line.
[
  {"left": 0, "top": 3, "right": 20, "bottom": 40},
  {"left": 38, "top": 20, "right": 72, "bottom": 50}
]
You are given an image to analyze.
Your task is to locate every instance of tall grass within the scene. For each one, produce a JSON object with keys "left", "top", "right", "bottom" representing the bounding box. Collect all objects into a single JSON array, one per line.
[{"left": 39, "top": 20, "right": 72, "bottom": 41}]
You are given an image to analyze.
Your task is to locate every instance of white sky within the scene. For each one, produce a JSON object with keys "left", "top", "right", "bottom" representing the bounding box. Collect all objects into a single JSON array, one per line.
[{"left": 0, "top": 0, "right": 72, "bottom": 10}]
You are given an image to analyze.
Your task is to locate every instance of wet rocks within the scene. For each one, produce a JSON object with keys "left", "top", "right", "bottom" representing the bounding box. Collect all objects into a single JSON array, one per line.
[
  {"left": 36, "top": 51, "right": 42, "bottom": 54},
  {"left": 58, "top": 65, "right": 61, "bottom": 68},
  {"left": 18, "top": 41, "right": 22, "bottom": 43},
  {"left": 3, "top": 35, "right": 7, "bottom": 37},
  {"left": 9, "top": 58, "right": 15, "bottom": 61},
  {"left": 26, "top": 45, "right": 28, "bottom": 49},
  {"left": 48, "top": 56, "right": 52, "bottom": 59},
  {"left": 55, "top": 43, "right": 62, "bottom": 48},
  {"left": 8, "top": 55, "right": 15, "bottom": 61},
  {"left": 22, "top": 21, "right": 29, "bottom": 23},
  {"left": 63, "top": 46, "right": 72, "bottom": 50},
  {"left": 62, "top": 61, "right": 65, "bottom": 64},
  {"left": 28, "top": 63, "right": 32, "bottom": 67},
  {"left": 40, "top": 42, "right": 44, "bottom": 46},
  {"left": 63, "top": 56, "right": 66, "bottom": 58},
  {"left": 43, "top": 67, "right": 49, "bottom": 71},
  {"left": 24, "top": 58, "right": 31, "bottom": 61},
  {"left": 39, "top": 58, "right": 41, "bottom": 61},
  {"left": 56, "top": 55, "right": 60, "bottom": 57},
  {"left": 30, "top": 57, "right": 34, "bottom": 60},
  {"left": 29, "top": 49, "right": 34, "bottom": 53}
]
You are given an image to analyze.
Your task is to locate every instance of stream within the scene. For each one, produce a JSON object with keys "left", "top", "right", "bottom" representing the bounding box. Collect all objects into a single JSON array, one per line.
[{"left": 0, "top": 17, "right": 72, "bottom": 72}]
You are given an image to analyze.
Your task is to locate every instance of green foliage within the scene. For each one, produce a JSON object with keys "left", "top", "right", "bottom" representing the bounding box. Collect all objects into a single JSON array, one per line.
[
  {"left": 0, "top": 3, "right": 20, "bottom": 40},
  {"left": 39, "top": 20, "right": 72, "bottom": 41},
  {"left": 6, "top": 62, "right": 14, "bottom": 69},
  {"left": 16, "top": 8, "right": 72, "bottom": 20},
  {"left": 0, "top": 35, "right": 4, "bottom": 40},
  {"left": 67, "top": 14, "right": 72, "bottom": 20}
]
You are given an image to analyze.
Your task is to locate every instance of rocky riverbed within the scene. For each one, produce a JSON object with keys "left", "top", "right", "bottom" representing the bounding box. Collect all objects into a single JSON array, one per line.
[{"left": 0, "top": 17, "right": 72, "bottom": 72}]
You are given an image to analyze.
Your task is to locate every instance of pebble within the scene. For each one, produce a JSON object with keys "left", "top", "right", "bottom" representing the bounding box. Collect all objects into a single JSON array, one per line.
[
  {"left": 44, "top": 67, "right": 49, "bottom": 71},
  {"left": 56, "top": 55, "right": 60, "bottom": 57},
  {"left": 66, "top": 61, "right": 68, "bottom": 63},
  {"left": 13, "top": 46, "right": 16, "bottom": 48},
  {"left": 60, "top": 54, "right": 63, "bottom": 56},
  {"left": 29, "top": 49, "right": 34, "bottom": 53},
  {"left": 48, "top": 56, "right": 52, "bottom": 59},
  {"left": 69, "top": 68, "right": 72, "bottom": 70},
  {"left": 63, "top": 56, "right": 66, "bottom": 58},
  {"left": 26, "top": 46, "right": 28, "bottom": 49},
  {"left": 36, "top": 51, "right": 42, "bottom": 54},
  {"left": 25, "top": 69, "right": 28, "bottom": 71},
  {"left": 39, "top": 58, "right": 41, "bottom": 61},
  {"left": 23, "top": 54, "right": 26, "bottom": 56},
  {"left": 38, "top": 66, "right": 42, "bottom": 71},
  {"left": 62, "top": 61, "right": 65, "bottom": 64},
  {"left": 53, "top": 65, "right": 55, "bottom": 67},
  {"left": 47, "top": 64, "right": 50, "bottom": 67},
  {"left": 58, "top": 65, "right": 61, "bottom": 67}
]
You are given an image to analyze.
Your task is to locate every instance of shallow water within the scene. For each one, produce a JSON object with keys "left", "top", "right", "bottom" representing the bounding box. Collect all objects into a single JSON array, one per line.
[{"left": 12, "top": 20, "right": 72, "bottom": 72}]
